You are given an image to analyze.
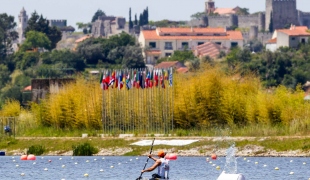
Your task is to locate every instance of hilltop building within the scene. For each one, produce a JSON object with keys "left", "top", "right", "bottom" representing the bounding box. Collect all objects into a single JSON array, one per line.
[
  {"left": 204, "top": 0, "right": 310, "bottom": 32},
  {"left": 91, "top": 15, "right": 127, "bottom": 37},
  {"left": 138, "top": 27, "right": 243, "bottom": 65}
]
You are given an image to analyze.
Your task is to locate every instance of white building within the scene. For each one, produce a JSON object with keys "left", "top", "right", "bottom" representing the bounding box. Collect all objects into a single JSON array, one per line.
[
  {"left": 267, "top": 26, "right": 310, "bottom": 52},
  {"left": 138, "top": 27, "right": 243, "bottom": 65}
]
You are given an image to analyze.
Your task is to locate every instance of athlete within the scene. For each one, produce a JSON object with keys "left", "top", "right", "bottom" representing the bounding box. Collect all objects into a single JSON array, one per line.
[{"left": 141, "top": 150, "right": 170, "bottom": 179}]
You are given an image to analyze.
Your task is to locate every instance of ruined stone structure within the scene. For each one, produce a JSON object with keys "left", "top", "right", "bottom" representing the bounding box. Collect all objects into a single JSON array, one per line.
[
  {"left": 17, "top": 7, "right": 28, "bottom": 43},
  {"left": 204, "top": 0, "right": 310, "bottom": 32},
  {"left": 31, "top": 78, "right": 75, "bottom": 103},
  {"left": 91, "top": 15, "right": 127, "bottom": 37}
]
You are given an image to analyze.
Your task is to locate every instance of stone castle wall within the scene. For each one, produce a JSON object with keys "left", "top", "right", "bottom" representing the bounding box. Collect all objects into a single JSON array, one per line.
[
  {"left": 49, "top": 20, "right": 67, "bottom": 27},
  {"left": 206, "top": 14, "right": 265, "bottom": 31}
]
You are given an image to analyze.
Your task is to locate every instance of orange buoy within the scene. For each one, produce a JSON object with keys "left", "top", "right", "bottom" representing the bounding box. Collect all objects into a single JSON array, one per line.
[
  {"left": 211, "top": 154, "right": 217, "bottom": 160},
  {"left": 27, "top": 154, "right": 36, "bottom": 160},
  {"left": 20, "top": 155, "right": 27, "bottom": 160},
  {"left": 166, "top": 153, "right": 178, "bottom": 160}
]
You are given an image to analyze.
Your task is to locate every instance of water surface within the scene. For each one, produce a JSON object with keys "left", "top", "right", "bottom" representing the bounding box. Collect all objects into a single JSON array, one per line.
[{"left": 0, "top": 156, "right": 310, "bottom": 180}]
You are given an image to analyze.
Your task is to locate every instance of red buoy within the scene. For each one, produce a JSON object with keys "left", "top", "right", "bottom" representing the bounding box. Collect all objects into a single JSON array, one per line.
[
  {"left": 27, "top": 154, "right": 36, "bottom": 160},
  {"left": 211, "top": 154, "right": 217, "bottom": 160},
  {"left": 166, "top": 153, "right": 177, "bottom": 160},
  {"left": 20, "top": 155, "right": 27, "bottom": 160}
]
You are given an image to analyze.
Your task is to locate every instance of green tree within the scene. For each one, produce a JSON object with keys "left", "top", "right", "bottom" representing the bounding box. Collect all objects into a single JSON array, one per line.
[
  {"left": 42, "top": 49, "right": 86, "bottom": 71},
  {"left": 25, "top": 11, "right": 62, "bottom": 49},
  {"left": 134, "top": 14, "right": 138, "bottom": 25},
  {"left": 0, "top": 13, "right": 18, "bottom": 61},
  {"left": 0, "top": 64, "right": 11, "bottom": 88},
  {"left": 122, "top": 45, "right": 145, "bottom": 68},
  {"left": 190, "top": 12, "right": 205, "bottom": 20},
  {"left": 169, "top": 50, "right": 195, "bottom": 63},
  {"left": 129, "top": 8, "right": 133, "bottom": 29},
  {"left": 91, "top": 9, "right": 106, "bottom": 22},
  {"left": 269, "top": 12, "right": 274, "bottom": 32},
  {"left": 20, "top": 31, "right": 51, "bottom": 51},
  {"left": 14, "top": 51, "right": 40, "bottom": 70},
  {"left": 236, "top": 8, "right": 250, "bottom": 15}
]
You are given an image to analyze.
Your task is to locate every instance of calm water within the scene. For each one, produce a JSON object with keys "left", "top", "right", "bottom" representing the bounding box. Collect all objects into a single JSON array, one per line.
[{"left": 0, "top": 156, "right": 310, "bottom": 180}]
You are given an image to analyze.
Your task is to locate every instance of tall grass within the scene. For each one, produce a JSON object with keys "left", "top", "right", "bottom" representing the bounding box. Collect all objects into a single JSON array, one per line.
[{"left": 2, "top": 65, "right": 310, "bottom": 136}]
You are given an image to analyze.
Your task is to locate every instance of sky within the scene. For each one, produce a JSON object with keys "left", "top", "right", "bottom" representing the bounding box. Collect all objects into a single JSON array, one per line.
[{"left": 1, "top": 0, "right": 310, "bottom": 30}]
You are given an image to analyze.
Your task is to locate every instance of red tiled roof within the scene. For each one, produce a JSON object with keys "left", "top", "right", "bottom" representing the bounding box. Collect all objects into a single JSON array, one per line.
[
  {"left": 147, "top": 50, "right": 161, "bottom": 55},
  {"left": 23, "top": 85, "right": 31, "bottom": 91},
  {"left": 158, "top": 27, "right": 226, "bottom": 33},
  {"left": 155, "top": 61, "right": 180, "bottom": 69},
  {"left": 75, "top": 35, "right": 91, "bottom": 43},
  {"left": 267, "top": 38, "right": 277, "bottom": 44},
  {"left": 277, "top": 26, "right": 310, "bottom": 36},
  {"left": 176, "top": 67, "right": 189, "bottom": 73},
  {"left": 142, "top": 28, "right": 243, "bottom": 41},
  {"left": 214, "top": 8, "right": 236, "bottom": 15},
  {"left": 195, "top": 41, "right": 228, "bottom": 59}
]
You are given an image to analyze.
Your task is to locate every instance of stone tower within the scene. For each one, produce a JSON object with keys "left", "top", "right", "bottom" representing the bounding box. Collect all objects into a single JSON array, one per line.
[
  {"left": 17, "top": 7, "right": 28, "bottom": 43},
  {"left": 205, "top": 0, "right": 215, "bottom": 15},
  {"left": 265, "top": 0, "right": 299, "bottom": 32}
]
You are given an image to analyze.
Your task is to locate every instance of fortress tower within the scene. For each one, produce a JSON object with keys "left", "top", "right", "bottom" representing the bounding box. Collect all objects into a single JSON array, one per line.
[
  {"left": 205, "top": 0, "right": 215, "bottom": 15},
  {"left": 17, "top": 7, "right": 28, "bottom": 43},
  {"left": 265, "top": 0, "right": 299, "bottom": 31}
]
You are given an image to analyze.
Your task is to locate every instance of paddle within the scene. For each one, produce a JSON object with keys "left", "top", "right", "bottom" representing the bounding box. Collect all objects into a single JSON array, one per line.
[{"left": 136, "top": 138, "right": 155, "bottom": 180}]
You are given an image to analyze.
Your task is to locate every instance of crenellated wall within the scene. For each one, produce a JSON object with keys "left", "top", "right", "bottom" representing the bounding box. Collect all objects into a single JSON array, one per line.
[
  {"left": 207, "top": 16, "right": 232, "bottom": 28},
  {"left": 48, "top": 20, "right": 67, "bottom": 27}
]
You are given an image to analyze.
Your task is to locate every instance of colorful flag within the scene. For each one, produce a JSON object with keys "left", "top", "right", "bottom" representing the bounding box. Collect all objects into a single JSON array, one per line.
[
  {"left": 169, "top": 68, "right": 173, "bottom": 87},
  {"left": 146, "top": 71, "right": 150, "bottom": 88},
  {"left": 108, "top": 71, "right": 115, "bottom": 87},
  {"left": 126, "top": 71, "right": 131, "bottom": 90},
  {"left": 118, "top": 71, "right": 124, "bottom": 89},
  {"left": 105, "top": 71, "right": 110, "bottom": 89},
  {"left": 154, "top": 70, "right": 159, "bottom": 87}
]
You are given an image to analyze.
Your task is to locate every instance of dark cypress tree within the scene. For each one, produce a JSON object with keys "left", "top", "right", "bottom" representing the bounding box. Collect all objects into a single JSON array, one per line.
[
  {"left": 269, "top": 12, "right": 274, "bottom": 32},
  {"left": 139, "top": 13, "right": 143, "bottom": 26},
  {"left": 142, "top": 9, "right": 147, "bottom": 26},
  {"left": 25, "top": 11, "right": 61, "bottom": 49},
  {"left": 129, "top": 8, "right": 133, "bottom": 29},
  {"left": 134, "top": 14, "right": 138, "bottom": 25},
  {"left": 146, "top": 7, "right": 149, "bottom": 25}
]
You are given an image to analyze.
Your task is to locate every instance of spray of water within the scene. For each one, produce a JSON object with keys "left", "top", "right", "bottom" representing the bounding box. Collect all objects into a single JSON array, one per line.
[{"left": 223, "top": 143, "right": 237, "bottom": 174}]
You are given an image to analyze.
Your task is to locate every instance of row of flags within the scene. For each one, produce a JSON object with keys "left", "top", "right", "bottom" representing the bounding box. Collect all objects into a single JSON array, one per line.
[{"left": 99, "top": 68, "right": 173, "bottom": 90}]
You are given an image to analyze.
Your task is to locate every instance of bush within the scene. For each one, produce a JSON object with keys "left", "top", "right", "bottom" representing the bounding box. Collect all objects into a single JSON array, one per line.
[
  {"left": 27, "top": 145, "right": 45, "bottom": 155},
  {"left": 72, "top": 142, "right": 99, "bottom": 156}
]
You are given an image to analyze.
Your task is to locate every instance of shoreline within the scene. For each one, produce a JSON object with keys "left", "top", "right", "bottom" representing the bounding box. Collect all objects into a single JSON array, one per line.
[{"left": 3, "top": 136, "right": 310, "bottom": 157}]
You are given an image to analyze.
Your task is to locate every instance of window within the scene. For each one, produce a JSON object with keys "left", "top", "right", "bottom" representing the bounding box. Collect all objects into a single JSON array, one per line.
[
  {"left": 181, "top": 42, "right": 189, "bottom": 49},
  {"left": 214, "top": 33, "right": 221, "bottom": 36},
  {"left": 215, "top": 42, "right": 222, "bottom": 45},
  {"left": 231, "top": 42, "right": 238, "bottom": 48},
  {"left": 291, "top": 37, "right": 296, "bottom": 40},
  {"left": 180, "top": 33, "right": 187, "bottom": 36},
  {"left": 154, "top": 56, "right": 159, "bottom": 60},
  {"left": 198, "top": 42, "right": 205, "bottom": 45},
  {"left": 149, "top": 42, "right": 156, "bottom": 48},
  {"left": 165, "top": 42, "right": 173, "bottom": 50},
  {"left": 165, "top": 53, "right": 172, "bottom": 57},
  {"left": 164, "top": 33, "right": 171, "bottom": 36},
  {"left": 197, "top": 33, "right": 203, "bottom": 36},
  {"left": 302, "top": 38, "right": 306, "bottom": 44}
]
